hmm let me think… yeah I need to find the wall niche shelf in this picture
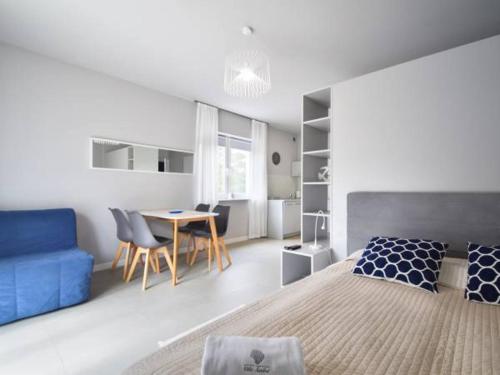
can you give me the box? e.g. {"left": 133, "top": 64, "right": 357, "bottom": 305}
{"left": 303, "top": 211, "right": 331, "bottom": 217}
{"left": 303, "top": 181, "right": 329, "bottom": 185}
{"left": 303, "top": 116, "right": 330, "bottom": 131}
{"left": 303, "top": 149, "right": 330, "bottom": 158}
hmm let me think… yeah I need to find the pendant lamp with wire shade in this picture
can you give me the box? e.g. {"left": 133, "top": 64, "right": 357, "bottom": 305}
{"left": 224, "top": 26, "right": 271, "bottom": 98}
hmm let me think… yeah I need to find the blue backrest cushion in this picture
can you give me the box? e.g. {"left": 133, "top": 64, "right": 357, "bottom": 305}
{"left": 352, "top": 236, "right": 448, "bottom": 293}
{"left": 0, "top": 209, "right": 77, "bottom": 257}
{"left": 465, "top": 243, "right": 500, "bottom": 305}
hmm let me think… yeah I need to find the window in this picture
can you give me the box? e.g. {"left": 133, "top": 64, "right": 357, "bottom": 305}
{"left": 217, "top": 134, "right": 251, "bottom": 199}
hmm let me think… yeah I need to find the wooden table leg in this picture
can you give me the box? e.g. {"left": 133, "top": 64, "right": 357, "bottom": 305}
{"left": 172, "top": 220, "right": 179, "bottom": 286}
{"left": 209, "top": 216, "right": 223, "bottom": 272}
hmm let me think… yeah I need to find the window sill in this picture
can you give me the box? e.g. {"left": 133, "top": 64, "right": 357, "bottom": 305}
{"left": 219, "top": 198, "right": 250, "bottom": 202}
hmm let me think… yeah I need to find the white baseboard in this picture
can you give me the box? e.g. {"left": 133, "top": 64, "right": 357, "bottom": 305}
{"left": 93, "top": 235, "right": 250, "bottom": 272}
{"left": 94, "top": 260, "right": 116, "bottom": 272}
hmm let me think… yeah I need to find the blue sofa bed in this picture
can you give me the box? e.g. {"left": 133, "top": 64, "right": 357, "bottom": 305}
{"left": 0, "top": 209, "right": 94, "bottom": 325}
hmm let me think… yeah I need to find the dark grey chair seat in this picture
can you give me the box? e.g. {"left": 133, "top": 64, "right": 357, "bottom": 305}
{"left": 154, "top": 235, "right": 173, "bottom": 246}
{"left": 191, "top": 229, "right": 223, "bottom": 238}
{"left": 189, "top": 205, "right": 231, "bottom": 270}
{"left": 178, "top": 203, "right": 210, "bottom": 234}
{"left": 192, "top": 205, "right": 230, "bottom": 239}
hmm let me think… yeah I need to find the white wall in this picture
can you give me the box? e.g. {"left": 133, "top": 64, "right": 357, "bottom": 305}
{"left": 0, "top": 43, "right": 301, "bottom": 264}
{"left": 331, "top": 35, "right": 500, "bottom": 259}
{"left": 0, "top": 43, "right": 196, "bottom": 264}
{"left": 267, "top": 127, "right": 300, "bottom": 198}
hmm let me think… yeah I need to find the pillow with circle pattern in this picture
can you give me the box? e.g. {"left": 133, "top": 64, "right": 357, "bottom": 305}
{"left": 465, "top": 243, "right": 500, "bottom": 305}
{"left": 352, "top": 236, "right": 448, "bottom": 293}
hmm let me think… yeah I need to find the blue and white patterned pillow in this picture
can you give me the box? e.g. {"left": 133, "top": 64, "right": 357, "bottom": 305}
{"left": 352, "top": 236, "right": 448, "bottom": 293}
{"left": 465, "top": 243, "right": 500, "bottom": 305}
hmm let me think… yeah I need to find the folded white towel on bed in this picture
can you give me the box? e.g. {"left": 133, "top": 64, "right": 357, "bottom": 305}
{"left": 201, "top": 335, "right": 305, "bottom": 375}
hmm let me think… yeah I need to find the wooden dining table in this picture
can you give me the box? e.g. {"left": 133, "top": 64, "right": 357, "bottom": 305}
{"left": 139, "top": 209, "right": 221, "bottom": 286}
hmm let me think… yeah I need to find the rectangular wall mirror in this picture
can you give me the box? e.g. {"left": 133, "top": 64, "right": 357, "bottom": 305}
{"left": 91, "top": 137, "right": 193, "bottom": 174}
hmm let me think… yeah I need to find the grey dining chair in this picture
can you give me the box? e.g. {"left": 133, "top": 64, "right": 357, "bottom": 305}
{"left": 190, "top": 205, "right": 231, "bottom": 271}
{"left": 109, "top": 208, "right": 136, "bottom": 280}
{"left": 178, "top": 203, "right": 210, "bottom": 264}
{"left": 125, "top": 211, "right": 174, "bottom": 290}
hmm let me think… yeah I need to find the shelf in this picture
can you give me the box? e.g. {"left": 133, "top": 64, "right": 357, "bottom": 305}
{"left": 303, "top": 211, "right": 330, "bottom": 217}
{"left": 303, "top": 149, "right": 330, "bottom": 158}
{"left": 303, "top": 181, "right": 329, "bottom": 185}
{"left": 299, "top": 239, "right": 331, "bottom": 254}
{"left": 303, "top": 87, "right": 331, "bottom": 108}
{"left": 303, "top": 116, "right": 330, "bottom": 131}
{"left": 283, "top": 242, "right": 330, "bottom": 257}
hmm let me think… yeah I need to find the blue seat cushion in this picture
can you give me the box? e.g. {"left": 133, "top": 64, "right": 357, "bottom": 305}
{"left": 0, "top": 248, "right": 94, "bottom": 325}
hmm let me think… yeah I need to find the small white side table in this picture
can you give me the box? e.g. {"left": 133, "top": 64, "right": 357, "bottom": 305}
{"left": 281, "top": 246, "right": 333, "bottom": 286}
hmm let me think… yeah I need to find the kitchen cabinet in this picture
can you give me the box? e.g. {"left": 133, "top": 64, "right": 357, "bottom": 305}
{"left": 268, "top": 199, "right": 301, "bottom": 239}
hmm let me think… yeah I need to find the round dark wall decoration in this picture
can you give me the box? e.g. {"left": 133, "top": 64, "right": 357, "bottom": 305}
{"left": 272, "top": 152, "right": 281, "bottom": 165}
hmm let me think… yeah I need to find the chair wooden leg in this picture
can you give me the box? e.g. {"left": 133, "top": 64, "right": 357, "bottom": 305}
{"left": 142, "top": 250, "right": 151, "bottom": 291}
{"left": 208, "top": 240, "right": 212, "bottom": 272}
{"left": 185, "top": 235, "right": 192, "bottom": 265}
{"left": 155, "top": 251, "right": 160, "bottom": 274}
{"left": 123, "top": 243, "right": 132, "bottom": 280}
{"left": 126, "top": 248, "right": 143, "bottom": 282}
{"left": 220, "top": 237, "right": 232, "bottom": 266}
{"left": 111, "top": 242, "right": 124, "bottom": 272}
{"left": 190, "top": 239, "right": 201, "bottom": 266}
{"left": 148, "top": 253, "right": 157, "bottom": 273}
{"left": 159, "top": 246, "right": 174, "bottom": 275}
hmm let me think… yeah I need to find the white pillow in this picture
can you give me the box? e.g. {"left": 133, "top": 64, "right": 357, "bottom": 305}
{"left": 438, "top": 257, "right": 468, "bottom": 289}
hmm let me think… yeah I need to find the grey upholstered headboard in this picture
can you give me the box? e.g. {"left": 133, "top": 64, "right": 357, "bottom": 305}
{"left": 347, "top": 192, "right": 500, "bottom": 258}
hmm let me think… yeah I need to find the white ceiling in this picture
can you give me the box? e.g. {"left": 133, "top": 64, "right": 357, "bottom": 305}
{"left": 1, "top": 0, "right": 500, "bottom": 132}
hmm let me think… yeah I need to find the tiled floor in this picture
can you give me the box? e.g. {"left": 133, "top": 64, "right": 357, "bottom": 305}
{"left": 0, "top": 237, "right": 297, "bottom": 375}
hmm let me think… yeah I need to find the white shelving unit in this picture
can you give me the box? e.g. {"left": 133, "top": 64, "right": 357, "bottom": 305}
{"left": 280, "top": 87, "right": 333, "bottom": 286}
{"left": 301, "top": 87, "right": 332, "bottom": 251}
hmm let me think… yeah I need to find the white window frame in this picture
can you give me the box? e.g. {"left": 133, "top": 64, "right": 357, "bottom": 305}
{"left": 217, "top": 132, "right": 251, "bottom": 200}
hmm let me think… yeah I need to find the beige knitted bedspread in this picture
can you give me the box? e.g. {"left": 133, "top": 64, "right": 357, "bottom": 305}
{"left": 124, "top": 258, "right": 500, "bottom": 375}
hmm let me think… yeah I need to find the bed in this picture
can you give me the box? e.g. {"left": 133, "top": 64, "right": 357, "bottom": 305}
{"left": 125, "top": 192, "right": 500, "bottom": 375}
